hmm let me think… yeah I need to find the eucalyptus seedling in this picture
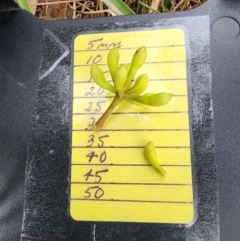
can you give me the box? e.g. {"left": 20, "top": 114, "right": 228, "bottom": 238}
{"left": 144, "top": 141, "right": 166, "bottom": 176}
{"left": 90, "top": 46, "right": 172, "bottom": 131}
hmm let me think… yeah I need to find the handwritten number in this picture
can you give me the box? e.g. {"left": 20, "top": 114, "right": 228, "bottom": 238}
{"left": 86, "top": 151, "right": 98, "bottom": 163}
{"left": 85, "top": 86, "right": 104, "bottom": 97}
{"left": 86, "top": 55, "right": 102, "bottom": 65}
{"left": 85, "top": 102, "right": 92, "bottom": 112}
{"left": 87, "top": 38, "right": 122, "bottom": 50}
{"left": 85, "top": 117, "right": 95, "bottom": 131}
{"left": 86, "top": 135, "right": 109, "bottom": 147}
{"left": 84, "top": 186, "right": 104, "bottom": 199}
{"left": 84, "top": 169, "right": 94, "bottom": 181}
{"left": 95, "top": 101, "right": 106, "bottom": 112}
{"left": 100, "top": 151, "right": 106, "bottom": 163}
{"left": 93, "top": 55, "right": 102, "bottom": 64}
{"left": 84, "top": 188, "right": 91, "bottom": 198}
{"left": 86, "top": 56, "right": 92, "bottom": 64}
{"left": 86, "top": 151, "right": 106, "bottom": 163}
{"left": 85, "top": 86, "right": 95, "bottom": 96}
{"left": 98, "top": 135, "right": 109, "bottom": 148}
{"left": 87, "top": 38, "right": 103, "bottom": 50}
{"left": 82, "top": 42, "right": 113, "bottom": 199}
{"left": 95, "top": 188, "right": 104, "bottom": 199}
{"left": 83, "top": 169, "right": 108, "bottom": 183}
{"left": 85, "top": 101, "right": 106, "bottom": 112}
{"left": 87, "top": 135, "right": 94, "bottom": 147}
{"left": 95, "top": 169, "right": 109, "bottom": 183}
{"left": 97, "top": 87, "right": 104, "bottom": 95}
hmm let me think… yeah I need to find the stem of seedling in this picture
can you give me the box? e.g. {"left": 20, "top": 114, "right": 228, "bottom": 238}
{"left": 92, "top": 95, "right": 122, "bottom": 132}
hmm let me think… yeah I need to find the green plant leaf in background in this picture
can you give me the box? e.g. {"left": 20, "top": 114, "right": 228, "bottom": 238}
{"left": 161, "top": 0, "right": 171, "bottom": 12}
{"left": 138, "top": 1, "right": 160, "bottom": 13}
{"left": 101, "top": 0, "right": 135, "bottom": 15}
{"left": 18, "top": 0, "right": 31, "bottom": 12}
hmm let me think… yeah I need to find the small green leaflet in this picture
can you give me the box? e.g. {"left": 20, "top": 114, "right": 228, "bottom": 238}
{"left": 101, "top": 0, "right": 135, "bottom": 15}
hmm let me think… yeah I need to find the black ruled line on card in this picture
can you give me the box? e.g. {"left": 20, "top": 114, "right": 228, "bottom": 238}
{"left": 149, "top": 78, "right": 187, "bottom": 81}
{"left": 71, "top": 163, "right": 191, "bottom": 167}
{"left": 74, "top": 78, "right": 187, "bottom": 83}
{"left": 71, "top": 146, "right": 190, "bottom": 149}
{"left": 71, "top": 182, "right": 191, "bottom": 186}
{"left": 72, "top": 129, "right": 189, "bottom": 132}
{"left": 73, "top": 95, "right": 187, "bottom": 99}
{"left": 74, "top": 60, "right": 186, "bottom": 67}
{"left": 70, "top": 198, "right": 193, "bottom": 204}
{"left": 73, "top": 96, "right": 114, "bottom": 99}
{"left": 74, "top": 45, "right": 185, "bottom": 52}
{"left": 72, "top": 111, "right": 188, "bottom": 115}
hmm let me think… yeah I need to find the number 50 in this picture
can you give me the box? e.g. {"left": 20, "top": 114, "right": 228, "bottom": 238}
{"left": 84, "top": 186, "right": 104, "bottom": 199}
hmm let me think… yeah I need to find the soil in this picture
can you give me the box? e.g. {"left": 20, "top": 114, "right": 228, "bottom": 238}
{"left": 32, "top": 0, "right": 207, "bottom": 20}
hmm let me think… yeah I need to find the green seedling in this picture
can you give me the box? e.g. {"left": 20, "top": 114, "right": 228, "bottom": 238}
{"left": 144, "top": 141, "right": 166, "bottom": 176}
{"left": 90, "top": 46, "right": 172, "bottom": 132}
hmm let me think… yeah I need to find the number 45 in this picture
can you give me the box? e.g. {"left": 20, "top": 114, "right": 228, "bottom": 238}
{"left": 84, "top": 168, "right": 109, "bottom": 183}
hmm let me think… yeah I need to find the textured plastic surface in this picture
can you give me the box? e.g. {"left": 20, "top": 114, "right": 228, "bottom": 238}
{"left": 21, "top": 16, "right": 218, "bottom": 241}
{"left": 0, "top": 11, "right": 42, "bottom": 88}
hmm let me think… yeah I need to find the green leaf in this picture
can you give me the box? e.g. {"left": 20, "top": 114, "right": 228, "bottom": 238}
{"left": 126, "top": 99, "right": 145, "bottom": 106}
{"left": 126, "top": 63, "right": 131, "bottom": 73}
{"left": 144, "top": 141, "right": 166, "bottom": 176}
{"left": 126, "top": 74, "right": 148, "bottom": 95}
{"left": 138, "top": 1, "right": 160, "bottom": 13}
{"left": 107, "top": 47, "right": 120, "bottom": 80}
{"left": 124, "top": 46, "right": 147, "bottom": 88}
{"left": 163, "top": 0, "right": 171, "bottom": 10}
{"left": 113, "top": 64, "right": 128, "bottom": 97}
{"left": 18, "top": 0, "right": 31, "bottom": 12}
{"left": 90, "top": 64, "right": 116, "bottom": 93}
{"left": 127, "top": 93, "right": 172, "bottom": 106}
{"left": 102, "top": 0, "right": 135, "bottom": 15}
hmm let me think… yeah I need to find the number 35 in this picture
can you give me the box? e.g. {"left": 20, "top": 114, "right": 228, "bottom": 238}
{"left": 87, "top": 135, "right": 109, "bottom": 148}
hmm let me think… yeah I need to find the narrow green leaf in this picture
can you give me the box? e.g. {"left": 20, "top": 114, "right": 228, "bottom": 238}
{"left": 127, "top": 93, "right": 172, "bottom": 106}
{"left": 144, "top": 141, "right": 166, "bottom": 176}
{"left": 113, "top": 64, "right": 128, "bottom": 97}
{"left": 163, "top": 0, "right": 171, "bottom": 10}
{"left": 126, "top": 74, "right": 148, "bottom": 95}
{"left": 102, "top": 0, "right": 135, "bottom": 15}
{"left": 125, "top": 46, "right": 147, "bottom": 88}
{"left": 91, "top": 64, "right": 116, "bottom": 93}
{"left": 138, "top": 1, "right": 160, "bottom": 13}
{"left": 18, "top": 0, "right": 31, "bottom": 12}
{"left": 107, "top": 48, "right": 120, "bottom": 80}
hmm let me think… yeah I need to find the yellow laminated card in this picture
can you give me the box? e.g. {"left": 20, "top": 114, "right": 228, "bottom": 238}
{"left": 71, "top": 28, "right": 194, "bottom": 224}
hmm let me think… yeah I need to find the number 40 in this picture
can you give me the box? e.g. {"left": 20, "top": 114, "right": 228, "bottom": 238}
{"left": 86, "top": 151, "right": 106, "bottom": 163}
